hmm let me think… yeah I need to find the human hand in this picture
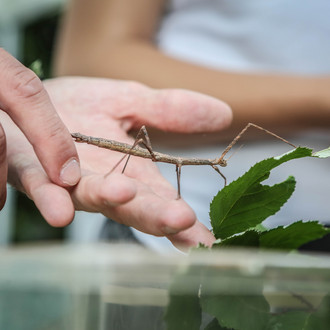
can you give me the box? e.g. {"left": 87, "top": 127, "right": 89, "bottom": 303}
{"left": 9, "top": 76, "right": 232, "bottom": 249}
{"left": 51, "top": 77, "right": 232, "bottom": 248}
{"left": 0, "top": 49, "right": 81, "bottom": 209}
{"left": 0, "top": 123, "right": 7, "bottom": 208}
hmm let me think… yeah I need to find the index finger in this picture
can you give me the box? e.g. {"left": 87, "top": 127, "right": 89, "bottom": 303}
{"left": 0, "top": 49, "right": 80, "bottom": 186}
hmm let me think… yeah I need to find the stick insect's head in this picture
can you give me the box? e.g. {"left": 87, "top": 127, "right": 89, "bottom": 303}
{"left": 216, "top": 158, "right": 227, "bottom": 167}
{"left": 220, "top": 159, "right": 227, "bottom": 167}
{"left": 216, "top": 144, "right": 244, "bottom": 167}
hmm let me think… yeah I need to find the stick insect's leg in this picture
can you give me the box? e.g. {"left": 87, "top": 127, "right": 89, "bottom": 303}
{"left": 216, "top": 122, "right": 297, "bottom": 164}
{"left": 211, "top": 165, "right": 227, "bottom": 186}
{"left": 121, "top": 125, "right": 157, "bottom": 173}
{"left": 105, "top": 125, "right": 157, "bottom": 177}
{"left": 176, "top": 163, "right": 182, "bottom": 199}
{"left": 139, "top": 126, "right": 156, "bottom": 160}
{"left": 105, "top": 137, "right": 144, "bottom": 177}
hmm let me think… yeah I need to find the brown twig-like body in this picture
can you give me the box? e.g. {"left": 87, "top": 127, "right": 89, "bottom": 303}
{"left": 71, "top": 132, "right": 221, "bottom": 166}
{"left": 71, "top": 123, "right": 296, "bottom": 198}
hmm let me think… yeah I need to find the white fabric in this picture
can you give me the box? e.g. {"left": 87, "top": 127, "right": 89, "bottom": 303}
{"left": 132, "top": 0, "right": 330, "bottom": 250}
{"left": 157, "top": 0, "right": 330, "bottom": 74}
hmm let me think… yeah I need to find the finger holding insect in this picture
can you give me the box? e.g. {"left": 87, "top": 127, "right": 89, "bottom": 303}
{"left": 68, "top": 163, "right": 200, "bottom": 240}
{"left": 100, "top": 184, "right": 198, "bottom": 238}
{"left": 70, "top": 172, "right": 137, "bottom": 211}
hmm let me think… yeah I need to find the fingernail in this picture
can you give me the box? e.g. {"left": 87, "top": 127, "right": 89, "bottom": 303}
{"left": 162, "top": 226, "right": 180, "bottom": 235}
{"left": 60, "top": 158, "right": 81, "bottom": 186}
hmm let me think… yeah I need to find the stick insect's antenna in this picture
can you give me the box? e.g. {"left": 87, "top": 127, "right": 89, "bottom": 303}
{"left": 227, "top": 144, "right": 245, "bottom": 162}
{"left": 216, "top": 123, "right": 297, "bottom": 164}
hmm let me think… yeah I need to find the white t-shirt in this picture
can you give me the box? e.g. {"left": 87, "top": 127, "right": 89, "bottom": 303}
{"left": 132, "top": 0, "right": 330, "bottom": 251}
{"left": 157, "top": 0, "right": 330, "bottom": 74}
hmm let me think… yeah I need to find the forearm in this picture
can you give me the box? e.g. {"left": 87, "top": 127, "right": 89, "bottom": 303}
{"left": 54, "top": 0, "right": 330, "bottom": 135}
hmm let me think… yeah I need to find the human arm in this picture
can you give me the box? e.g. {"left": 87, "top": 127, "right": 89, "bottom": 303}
{"left": 4, "top": 77, "right": 231, "bottom": 249}
{"left": 0, "top": 48, "right": 80, "bottom": 209}
{"left": 54, "top": 0, "right": 330, "bottom": 134}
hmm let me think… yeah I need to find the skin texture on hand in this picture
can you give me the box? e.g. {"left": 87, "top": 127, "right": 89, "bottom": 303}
{"left": 0, "top": 48, "right": 81, "bottom": 209}
{"left": 5, "top": 77, "right": 232, "bottom": 250}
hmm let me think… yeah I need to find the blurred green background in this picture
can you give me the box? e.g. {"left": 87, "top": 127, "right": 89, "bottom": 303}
{"left": 23, "top": 11, "right": 59, "bottom": 79}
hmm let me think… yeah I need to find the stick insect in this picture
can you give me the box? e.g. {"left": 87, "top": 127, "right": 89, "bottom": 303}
{"left": 71, "top": 123, "right": 296, "bottom": 199}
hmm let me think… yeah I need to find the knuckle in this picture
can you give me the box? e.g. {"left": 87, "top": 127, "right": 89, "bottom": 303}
{"left": 0, "top": 49, "right": 43, "bottom": 101}
{"left": 12, "top": 67, "right": 44, "bottom": 100}
{"left": 43, "top": 117, "right": 70, "bottom": 147}
{"left": 46, "top": 118, "right": 65, "bottom": 139}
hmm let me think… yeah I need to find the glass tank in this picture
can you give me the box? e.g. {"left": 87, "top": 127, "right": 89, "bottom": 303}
{"left": 0, "top": 243, "right": 329, "bottom": 330}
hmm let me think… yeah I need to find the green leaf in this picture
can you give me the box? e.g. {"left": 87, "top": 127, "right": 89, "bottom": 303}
{"left": 259, "top": 221, "right": 330, "bottom": 251}
{"left": 254, "top": 223, "right": 268, "bottom": 232}
{"left": 164, "top": 271, "right": 202, "bottom": 330}
{"left": 313, "top": 147, "right": 330, "bottom": 159}
{"left": 213, "top": 222, "right": 329, "bottom": 251}
{"left": 213, "top": 230, "right": 260, "bottom": 248}
{"left": 267, "top": 307, "right": 329, "bottom": 330}
{"left": 29, "top": 59, "right": 44, "bottom": 78}
{"left": 210, "top": 147, "right": 312, "bottom": 240}
{"left": 266, "top": 294, "right": 330, "bottom": 330}
{"left": 201, "top": 293, "right": 270, "bottom": 330}
{"left": 267, "top": 311, "right": 317, "bottom": 330}
{"left": 213, "top": 176, "right": 296, "bottom": 240}
{"left": 205, "top": 317, "right": 229, "bottom": 330}
{"left": 164, "top": 294, "right": 201, "bottom": 330}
